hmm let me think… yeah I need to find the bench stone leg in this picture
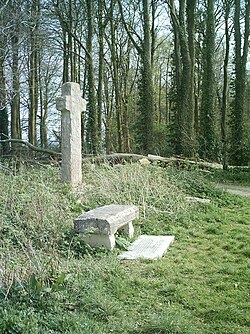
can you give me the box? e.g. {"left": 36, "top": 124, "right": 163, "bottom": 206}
{"left": 84, "top": 234, "right": 116, "bottom": 250}
{"left": 120, "top": 222, "right": 134, "bottom": 238}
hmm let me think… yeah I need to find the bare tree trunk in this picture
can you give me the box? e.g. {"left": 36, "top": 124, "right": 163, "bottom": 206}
{"left": 165, "top": 70, "right": 170, "bottom": 125}
{"left": 11, "top": 32, "right": 21, "bottom": 142}
{"left": 199, "top": 0, "right": 216, "bottom": 161}
{"left": 158, "top": 67, "right": 162, "bottom": 124}
{"left": 28, "top": 0, "right": 40, "bottom": 146}
{"left": 121, "top": 44, "right": 132, "bottom": 153}
{"left": 151, "top": 0, "right": 156, "bottom": 65}
{"left": 118, "top": 0, "right": 154, "bottom": 154}
{"left": 179, "top": 0, "right": 195, "bottom": 157}
{"left": 62, "top": 28, "right": 69, "bottom": 83}
{"left": 221, "top": 0, "right": 230, "bottom": 170}
{"left": 110, "top": 0, "right": 123, "bottom": 152}
{"left": 230, "top": 0, "right": 249, "bottom": 165}
{"left": 86, "top": 0, "right": 99, "bottom": 154}
{"left": 0, "top": 30, "right": 9, "bottom": 153}
{"left": 68, "top": 0, "right": 74, "bottom": 81}
{"left": 97, "top": 0, "right": 104, "bottom": 148}
{"left": 103, "top": 67, "right": 112, "bottom": 154}
{"left": 168, "top": 0, "right": 196, "bottom": 157}
{"left": 141, "top": 0, "right": 154, "bottom": 153}
{"left": 39, "top": 65, "right": 48, "bottom": 149}
{"left": 81, "top": 62, "right": 87, "bottom": 151}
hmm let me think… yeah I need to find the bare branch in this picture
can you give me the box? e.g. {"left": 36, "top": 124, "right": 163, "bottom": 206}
{"left": 117, "top": 0, "right": 143, "bottom": 55}
{"left": 0, "top": 139, "right": 61, "bottom": 156}
{"left": 52, "top": 2, "right": 92, "bottom": 62}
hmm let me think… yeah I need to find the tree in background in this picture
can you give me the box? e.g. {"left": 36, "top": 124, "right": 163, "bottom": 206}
{"left": 108, "top": 0, "right": 123, "bottom": 152}
{"left": 167, "top": 0, "right": 196, "bottom": 157}
{"left": 10, "top": 0, "right": 22, "bottom": 143}
{"left": 118, "top": 0, "right": 154, "bottom": 154}
{"left": 220, "top": 0, "right": 232, "bottom": 170}
{"left": 0, "top": 0, "right": 249, "bottom": 166}
{"left": 97, "top": 0, "right": 105, "bottom": 148}
{"left": 0, "top": 3, "right": 9, "bottom": 153}
{"left": 230, "top": 0, "right": 249, "bottom": 165}
{"left": 28, "top": 0, "right": 40, "bottom": 146}
{"left": 85, "top": 0, "right": 99, "bottom": 154}
{"left": 54, "top": 0, "right": 81, "bottom": 83}
{"left": 199, "top": 0, "right": 216, "bottom": 161}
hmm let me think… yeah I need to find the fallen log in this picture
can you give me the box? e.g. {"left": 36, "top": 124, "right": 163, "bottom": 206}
{"left": 82, "top": 153, "right": 224, "bottom": 170}
{"left": 0, "top": 139, "right": 61, "bottom": 157}
{"left": 147, "top": 154, "right": 223, "bottom": 169}
{"left": 82, "top": 153, "right": 147, "bottom": 164}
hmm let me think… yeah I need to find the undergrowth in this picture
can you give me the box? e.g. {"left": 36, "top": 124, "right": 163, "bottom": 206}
{"left": 208, "top": 167, "right": 250, "bottom": 185}
{"left": 0, "top": 162, "right": 249, "bottom": 333}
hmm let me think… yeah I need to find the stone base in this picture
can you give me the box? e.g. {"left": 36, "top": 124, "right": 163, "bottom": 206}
{"left": 119, "top": 221, "right": 134, "bottom": 238}
{"left": 84, "top": 234, "right": 116, "bottom": 250}
{"left": 83, "top": 221, "right": 134, "bottom": 250}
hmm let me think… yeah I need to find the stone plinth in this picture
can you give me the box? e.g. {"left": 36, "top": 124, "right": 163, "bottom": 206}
{"left": 74, "top": 204, "right": 139, "bottom": 249}
{"left": 56, "top": 82, "right": 86, "bottom": 187}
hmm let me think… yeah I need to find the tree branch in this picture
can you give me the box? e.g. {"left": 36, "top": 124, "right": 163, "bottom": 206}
{"left": 165, "top": 0, "right": 180, "bottom": 32}
{"left": 0, "top": 139, "right": 61, "bottom": 156}
{"left": 53, "top": 2, "right": 92, "bottom": 62}
{"left": 117, "top": 0, "right": 143, "bottom": 55}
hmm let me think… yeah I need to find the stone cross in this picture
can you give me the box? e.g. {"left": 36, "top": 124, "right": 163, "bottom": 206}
{"left": 56, "top": 82, "right": 86, "bottom": 187}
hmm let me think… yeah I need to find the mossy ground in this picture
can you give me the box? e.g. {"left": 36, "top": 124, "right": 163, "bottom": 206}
{"left": 0, "top": 163, "right": 249, "bottom": 333}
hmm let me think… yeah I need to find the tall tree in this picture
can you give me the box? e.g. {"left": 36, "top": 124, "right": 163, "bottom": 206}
{"left": 97, "top": 0, "right": 104, "bottom": 147}
{"left": 53, "top": 0, "right": 80, "bottom": 83}
{"left": 109, "top": 0, "right": 123, "bottom": 152}
{"left": 167, "top": 0, "right": 196, "bottom": 157}
{"left": 28, "top": 0, "right": 40, "bottom": 146}
{"left": 199, "top": 0, "right": 216, "bottom": 160}
{"left": 86, "top": 0, "right": 99, "bottom": 153}
{"left": 10, "top": 1, "right": 22, "bottom": 143}
{"left": 140, "top": 0, "right": 154, "bottom": 153}
{"left": 103, "top": 62, "right": 113, "bottom": 154}
{"left": 0, "top": 4, "right": 9, "bottom": 153}
{"left": 221, "top": 0, "right": 231, "bottom": 169}
{"left": 39, "top": 52, "right": 61, "bottom": 149}
{"left": 230, "top": 0, "right": 250, "bottom": 164}
{"left": 118, "top": 0, "right": 154, "bottom": 154}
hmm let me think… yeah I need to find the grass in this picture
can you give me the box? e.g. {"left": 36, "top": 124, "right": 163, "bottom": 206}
{"left": 0, "top": 162, "right": 250, "bottom": 333}
{"left": 208, "top": 167, "right": 250, "bottom": 186}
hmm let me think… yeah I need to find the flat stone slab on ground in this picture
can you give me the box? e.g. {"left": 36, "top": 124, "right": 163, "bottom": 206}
{"left": 118, "top": 235, "right": 175, "bottom": 260}
{"left": 186, "top": 196, "right": 210, "bottom": 204}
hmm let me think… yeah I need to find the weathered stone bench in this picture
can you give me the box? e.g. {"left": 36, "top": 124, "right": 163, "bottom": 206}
{"left": 74, "top": 204, "right": 139, "bottom": 249}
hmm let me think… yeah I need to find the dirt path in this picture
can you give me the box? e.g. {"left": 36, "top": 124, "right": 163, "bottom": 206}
{"left": 216, "top": 184, "right": 250, "bottom": 197}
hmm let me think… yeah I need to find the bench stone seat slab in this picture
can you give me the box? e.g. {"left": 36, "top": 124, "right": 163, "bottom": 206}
{"left": 74, "top": 204, "right": 139, "bottom": 236}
